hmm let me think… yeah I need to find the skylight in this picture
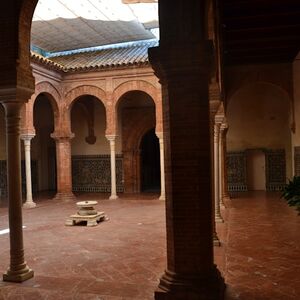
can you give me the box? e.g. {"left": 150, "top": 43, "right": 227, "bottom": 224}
{"left": 33, "top": 0, "right": 158, "bottom": 26}
{"left": 31, "top": 0, "right": 159, "bottom": 52}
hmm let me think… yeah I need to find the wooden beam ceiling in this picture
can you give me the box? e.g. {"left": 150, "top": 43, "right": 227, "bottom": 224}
{"left": 221, "top": 0, "right": 300, "bottom": 65}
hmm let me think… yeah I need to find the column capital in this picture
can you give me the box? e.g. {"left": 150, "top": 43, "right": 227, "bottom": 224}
{"left": 51, "top": 131, "right": 74, "bottom": 142}
{"left": 155, "top": 132, "right": 163, "bottom": 140}
{"left": 148, "top": 42, "right": 213, "bottom": 83}
{"left": 106, "top": 135, "right": 117, "bottom": 142}
{"left": 0, "top": 85, "right": 34, "bottom": 104}
{"left": 220, "top": 123, "right": 228, "bottom": 133}
{"left": 20, "top": 133, "right": 35, "bottom": 141}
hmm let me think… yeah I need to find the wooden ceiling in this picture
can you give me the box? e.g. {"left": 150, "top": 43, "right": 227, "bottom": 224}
{"left": 221, "top": 0, "right": 300, "bottom": 65}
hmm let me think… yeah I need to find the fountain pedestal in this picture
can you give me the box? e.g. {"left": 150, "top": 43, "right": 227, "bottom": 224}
{"left": 65, "top": 200, "right": 106, "bottom": 226}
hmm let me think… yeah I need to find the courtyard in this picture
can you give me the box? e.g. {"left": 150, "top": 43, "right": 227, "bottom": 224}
{"left": 0, "top": 192, "right": 299, "bottom": 299}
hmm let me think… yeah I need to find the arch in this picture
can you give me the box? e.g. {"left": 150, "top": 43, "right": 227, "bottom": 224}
{"left": 122, "top": 112, "right": 155, "bottom": 193}
{"left": 227, "top": 82, "right": 293, "bottom": 182}
{"left": 25, "top": 82, "right": 61, "bottom": 132}
{"left": 18, "top": 0, "right": 39, "bottom": 77}
{"left": 227, "top": 81, "right": 294, "bottom": 129}
{"left": 113, "top": 80, "right": 159, "bottom": 108}
{"left": 228, "top": 81, "right": 291, "bottom": 105}
{"left": 65, "top": 85, "right": 107, "bottom": 110}
{"left": 140, "top": 128, "right": 161, "bottom": 192}
{"left": 113, "top": 80, "right": 162, "bottom": 134}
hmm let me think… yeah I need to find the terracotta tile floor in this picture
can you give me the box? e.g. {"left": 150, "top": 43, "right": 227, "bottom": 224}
{"left": 0, "top": 191, "right": 299, "bottom": 299}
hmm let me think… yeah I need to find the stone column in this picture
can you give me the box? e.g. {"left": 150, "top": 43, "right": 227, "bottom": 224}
{"left": 51, "top": 133, "right": 76, "bottom": 201}
{"left": 2, "top": 102, "right": 34, "bottom": 282}
{"left": 156, "top": 132, "right": 165, "bottom": 201}
{"left": 222, "top": 123, "right": 231, "bottom": 201}
{"left": 149, "top": 2, "right": 225, "bottom": 296}
{"left": 214, "top": 123, "right": 224, "bottom": 222}
{"left": 219, "top": 122, "right": 228, "bottom": 207}
{"left": 106, "top": 135, "right": 118, "bottom": 200}
{"left": 21, "top": 134, "right": 36, "bottom": 209}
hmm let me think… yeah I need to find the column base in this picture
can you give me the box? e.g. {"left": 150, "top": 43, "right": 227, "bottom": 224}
{"left": 3, "top": 266, "right": 34, "bottom": 283}
{"left": 23, "top": 201, "right": 36, "bottom": 209}
{"left": 159, "top": 194, "right": 165, "bottom": 201}
{"left": 109, "top": 194, "right": 119, "bottom": 200}
{"left": 155, "top": 268, "right": 225, "bottom": 300}
{"left": 215, "top": 216, "right": 224, "bottom": 223}
{"left": 213, "top": 231, "right": 221, "bottom": 247}
{"left": 53, "top": 192, "right": 76, "bottom": 202}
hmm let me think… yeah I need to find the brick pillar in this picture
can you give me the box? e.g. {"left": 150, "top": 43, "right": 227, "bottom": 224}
{"left": 1, "top": 101, "right": 34, "bottom": 282}
{"left": 148, "top": 2, "right": 225, "bottom": 297}
{"left": 51, "top": 132, "right": 76, "bottom": 201}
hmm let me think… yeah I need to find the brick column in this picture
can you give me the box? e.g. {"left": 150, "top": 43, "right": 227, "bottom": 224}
{"left": 156, "top": 132, "right": 165, "bottom": 201}
{"left": 106, "top": 135, "right": 118, "bottom": 200}
{"left": 1, "top": 102, "right": 34, "bottom": 282}
{"left": 51, "top": 132, "right": 76, "bottom": 201}
{"left": 21, "top": 133, "right": 36, "bottom": 209}
{"left": 149, "top": 2, "right": 225, "bottom": 295}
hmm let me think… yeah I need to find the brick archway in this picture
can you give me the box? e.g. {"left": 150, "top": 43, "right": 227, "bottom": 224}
{"left": 24, "top": 81, "right": 61, "bottom": 133}
{"left": 112, "top": 80, "right": 162, "bottom": 134}
{"left": 64, "top": 85, "right": 108, "bottom": 134}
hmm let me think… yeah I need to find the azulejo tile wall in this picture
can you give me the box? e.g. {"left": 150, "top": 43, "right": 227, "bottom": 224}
{"left": 71, "top": 155, "right": 124, "bottom": 193}
{"left": 0, "top": 160, "right": 38, "bottom": 196}
{"left": 227, "top": 149, "right": 286, "bottom": 192}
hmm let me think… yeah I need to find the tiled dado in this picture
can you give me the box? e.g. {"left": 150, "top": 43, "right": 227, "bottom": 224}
{"left": 227, "top": 149, "right": 286, "bottom": 192}
{"left": 227, "top": 151, "right": 248, "bottom": 192}
{"left": 265, "top": 149, "right": 286, "bottom": 191}
{"left": 71, "top": 155, "right": 124, "bottom": 193}
{"left": 0, "top": 160, "right": 38, "bottom": 196}
{"left": 295, "top": 146, "right": 300, "bottom": 176}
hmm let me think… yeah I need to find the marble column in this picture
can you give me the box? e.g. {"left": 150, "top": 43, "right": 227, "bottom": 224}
{"left": 156, "top": 132, "right": 165, "bottom": 201}
{"left": 219, "top": 123, "right": 226, "bottom": 208}
{"left": 2, "top": 102, "right": 34, "bottom": 282}
{"left": 209, "top": 101, "right": 221, "bottom": 247}
{"left": 51, "top": 133, "right": 76, "bottom": 201}
{"left": 106, "top": 135, "right": 118, "bottom": 200}
{"left": 149, "top": 2, "right": 225, "bottom": 296}
{"left": 21, "top": 134, "right": 36, "bottom": 209}
{"left": 222, "top": 123, "right": 231, "bottom": 201}
{"left": 214, "top": 123, "right": 224, "bottom": 223}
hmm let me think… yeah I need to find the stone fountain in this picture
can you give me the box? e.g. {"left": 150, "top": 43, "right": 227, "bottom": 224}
{"left": 65, "top": 200, "right": 106, "bottom": 226}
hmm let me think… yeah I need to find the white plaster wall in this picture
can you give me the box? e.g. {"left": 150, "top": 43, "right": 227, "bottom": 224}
{"left": 71, "top": 99, "right": 112, "bottom": 155}
{"left": 227, "top": 82, "right": 292, "bottom": 179}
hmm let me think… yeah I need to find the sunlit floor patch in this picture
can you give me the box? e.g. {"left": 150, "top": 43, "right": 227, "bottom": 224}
{"left": 0, "top": 225, "right": 26, "bottom": 235}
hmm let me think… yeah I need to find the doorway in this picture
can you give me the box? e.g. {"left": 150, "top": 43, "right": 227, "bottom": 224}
{"left": 140, "top": 128, "right": 160, "bottom": 192}
{"left": 246, "top": 149, "right": 266, "bottom": 191}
